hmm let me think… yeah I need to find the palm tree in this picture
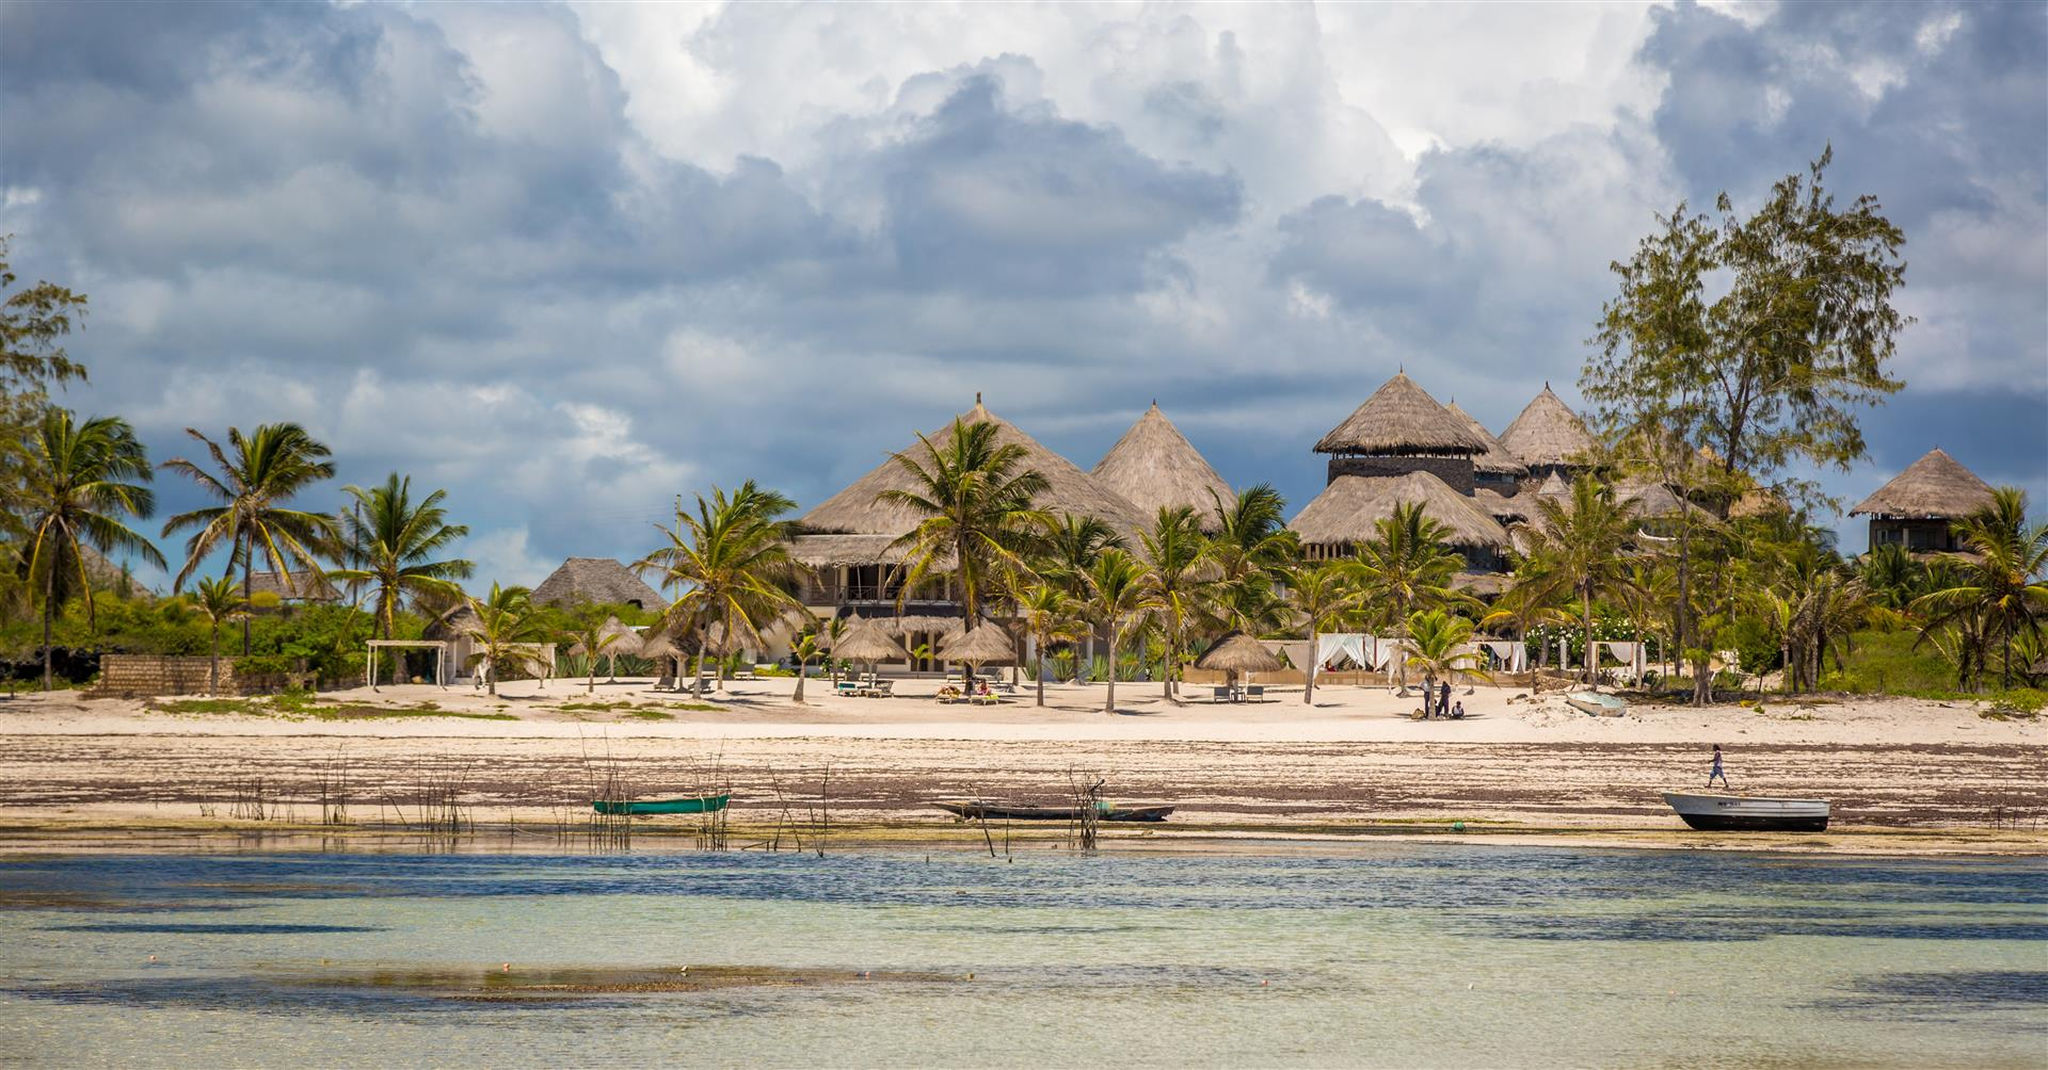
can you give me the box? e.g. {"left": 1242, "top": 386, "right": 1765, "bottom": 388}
{"left": 880, "top": 420, "right": 1050, "bottom": 685}
{"left": 788, "top": 629, "right": 827, "bottom": 704}
{"left": 1348, "top": 502, "right": 1468, "bottom": 689}
{"left": 1913, "top": 488, "right": 2048, "bottom": 690}
{"left": 187, "top": 575, "right": 250, "bottom": 695}
{"left": 1015, "top": 581, "right": 1083, "bottom": 707}
{"left": 325, "top": 473, "right": 473, "bottom": 639}
{"left": 1037, "top": 512, "right": 1123, "bottom": 667}
{"left": 1082, "top": 548, "right": 1148, "bottom": 714}
{"left": 1858, "top": 542, "right": 1924, "bottom": 614}
{"left": 1136, "top": 505, "right": 1213, "bottom": 702}
{"left": 1524, "top": 475, "right": 1640, "bottom": 685}
{"left": 464, "top": 583, "right": 542, "bottom": 697}
{"left": 160, "top": 423, "right": 337, "bottom": 655}
{"left": 560, "top": 607, "right": 625, "bottom": 695}
{"left": 1403, "top": 608, "right": 1490, "bottom": 704}
{"left": 1205, "top": 484, "right": 1300, "bottom": 634}
{"left": 16, "top": 410, "right": 167, "bottom": 689}
{"left": 637, "top": 482, "right": 805, "bottom": 701}
{"left": 1287, "top": 560, "right": 1360, "bottom": 706}
{"left": 1483, "top": 557, "right": 1574, "bottom": 687}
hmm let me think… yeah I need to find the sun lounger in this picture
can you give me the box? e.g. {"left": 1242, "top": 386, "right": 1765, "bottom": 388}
{"left": 868, "top": 679, "right": 894, "bottom": 698}
{"left": 654, "top": 675, "right": 675, "bottom": 691}
{"left": 1246, "top": 685, "right": 1266, "bottom": 703}
{"left": 833, "top": 680, "right": 861, "bottom": 697}
{"left": 1213, "top": 686, "right": 1232, "bottom": 703}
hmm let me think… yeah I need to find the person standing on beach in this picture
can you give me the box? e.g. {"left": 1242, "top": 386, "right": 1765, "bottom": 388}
{"left": 1707, "top": 744, "right": 1730, "bottom": 789}
{"left": 1439, "top": 680, "right": 1452, "bottom": 722}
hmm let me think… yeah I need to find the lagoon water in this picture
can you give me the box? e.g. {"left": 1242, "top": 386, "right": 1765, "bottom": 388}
{"left": 0, "top": 844, "right": 2042, "bottom": 1067}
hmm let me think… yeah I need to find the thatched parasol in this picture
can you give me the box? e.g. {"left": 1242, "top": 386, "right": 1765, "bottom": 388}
{"left": 1314, "top": 372, "right": 1487, "bottom": 457}
{"left": 939, "top": 622, "right": 1017, "bottom": 666}
{"left": 831, "top": 618, "right": 911, "bottom": 662}
{"left": 1499, "top": 384, "right": 1596, "bottom": 470}
{"left": 1091, "top": 402, "right": 1235, "bottom": 528}
{"left": 1289, "top": 472, "right": 1510, "bottom": 551}
{"left": 1196, "top": 631, "right": 1284, "bottom": 691}
{"left": 797, "top": 396, "right": 1147, "bottom": 539}
{"left": 1848, "top": 448, "right": 1996, "bottom": 520}
{"left": 637, "top": 628, "right": 681, "bottom": 679}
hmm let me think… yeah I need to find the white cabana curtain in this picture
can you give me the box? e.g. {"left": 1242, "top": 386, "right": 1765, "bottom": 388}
{"left": 1369, "top": 638, "right": 1407, "bottom": 671}
{"left": 1316, "top": 633, "right": 1368, "bottom": 669}
{"left": 1478, "top": 640, "right": 1527, "bottom": 673}
{"left": 1598, "top": 642, "right": 1647, "bottom": 678}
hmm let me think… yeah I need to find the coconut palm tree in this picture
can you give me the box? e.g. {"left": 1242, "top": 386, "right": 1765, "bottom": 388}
{"left": 1015, "top": 581, "right": 1083, "bottom": 707}
{"left": 327, "top": 472, "right": 473, "bottom": 639}
{"left": 1483, "top": 556, "right": 1574, "bottom": 686}
{"left": 187, "top": 574, "right": 250, "bottom": 695}
{"left": 1286, "top": 560, "right": 1361, "bottom": 706}
{"left": 1523, "top": 475, "right": 1640, "bottom": 685}
{"left": 1205, "top": 484, "right": 1299, "bottom": 634}
{"left": 1403, "top": 608, "right": 1490, "bottom": 704}
{"left": 1036, "top": 512, "right": 1123, "bottom": 668}
{"left": 1136, "top": 505, "right": 1213, "bottom": 702}
{"left": 1913, "top": 488, "right": 2048, "bottom": 690}
{"left": 880, "top": 420, "right": 1051, "bottom": 672}
{"left": 1857, "top": 542, "right": 1924, "bottom": 614}
{"left": 560, "top": 607, "right": 626, "bottom": 695}
{"left": 160, "top": 423, "right": 337, "bottom": 655}
{"left": 463, "top": 583, "right": 543, "bottom": 697}
{"left": 1348, "top": 502, "right": 1468, "bottom": 688}
{"left": 1082, "top": 548, "right": 1148, "bottom": 714}
{"left": 788, "top": 629, "right": 827, "bottom": 704}
{"left": 16, "top": 410, "right": 166, "bottom": 688}
{"left": 637, "top": 481, "right": 805, "bottom": 701}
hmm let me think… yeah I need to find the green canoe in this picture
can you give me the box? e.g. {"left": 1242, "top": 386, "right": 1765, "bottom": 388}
{"left": 591, "top": 794, "right": 730, "bottom": 816}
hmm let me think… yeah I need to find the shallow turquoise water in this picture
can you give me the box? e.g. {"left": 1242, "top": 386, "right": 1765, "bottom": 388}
{"left": 0, "top": 844, "right": 2042, "bottom": 1067}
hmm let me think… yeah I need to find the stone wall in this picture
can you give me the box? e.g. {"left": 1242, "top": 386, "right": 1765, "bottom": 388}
{"left": 1325, "top": 454, "right": 1476, "bottom": 493}
{"left": 95, "top": 654, "right": 234, "bottom": 696}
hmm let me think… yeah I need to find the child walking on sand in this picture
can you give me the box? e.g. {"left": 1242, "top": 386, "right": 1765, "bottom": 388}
{"left": 1707, "top": 744, "right": 1730, "bottom": 789}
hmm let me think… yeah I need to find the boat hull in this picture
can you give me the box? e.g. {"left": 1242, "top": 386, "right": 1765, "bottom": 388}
{"left": 1565, "top": 691, "right": 1627, "bottom": 717}
{"left": 593, "top": 794, "right": 730, "bottom": 816}
{"left": 935, "top": 802, "right": 1174, "bottom": 823}
{"left": 1661, "top": 792, "right": 1829, "bottom": 832}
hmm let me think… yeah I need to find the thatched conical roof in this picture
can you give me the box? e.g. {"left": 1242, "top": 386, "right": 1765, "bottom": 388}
{"left": 1500, "top": 385, "right": 1597, "bottom": 469}
{"left": 425, "top": 603, "right": 482, "bottom": 640}
{"left": 1195, "top": 631, "right": 1284, "bottom": 673}
{"left": 1444, "top": 401, "right": 1529, "bottom": 477}
{"left": 830, "top": 618, "right": 911, "bottom": 662}
{"left": 1314, "top": 372, "right": 1487, "bottom": 457}
{"left": 799, "top": 398, "right": 1146, "bottom": 536}
{"left": 1849, "top": 448, "right": 1996, "bottom": 519}
{"left": 637, "top": 628, "right": 679, "bottom": 659}
{"left": 531, "top": 557, "right": 667, "bottom": 611}
{"left": 1288, "top": 471, "right": 1509, "bottom": 549}
{"left": 1534, "top": 471, "right": 1572, "bottom": 505}
{"left": 571, "top": 616, "right": 641, "bottom": 657}
{"left": 939, "top": 622, "right": 1017, "bottom": 664}
{"left": 1091, "top": 402, "right": 1235, "bottom": 526}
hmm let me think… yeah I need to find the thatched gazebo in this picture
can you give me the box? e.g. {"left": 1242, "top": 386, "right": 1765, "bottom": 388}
{"left": 1196, "top": 631, "right": 1284, "bottom": 695}
{"left": 1849, "top": 448, "right": 1996, "bottom": 553}
{"left": 1499, "top": 384, "right": 1597, "bottom": 483}
{"left": 1314, "top": 372, "right": 1489, "bottom": 491}
{"left": 637, "top": 628, "right": 681, "bottom": 680}
{"left": 531, "top": 557, "right": 668, "bottom": 612}
{"left": 1288, "top": 472, "right": 1511, "bottom": 567}
{"left": 1091, "top": 401, "right": 1235, "bottom": 529}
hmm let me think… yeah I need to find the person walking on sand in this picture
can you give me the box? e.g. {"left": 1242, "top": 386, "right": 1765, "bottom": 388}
{"left": 1707, "top": 744, "right": 1730, "bottom": 789}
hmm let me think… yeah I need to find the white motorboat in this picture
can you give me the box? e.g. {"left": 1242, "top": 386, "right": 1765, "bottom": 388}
{"left": 1661, "top": 791, "right": 1830, "bottom": 832}
{"left": 1565, "top": 690, "right": 1627, "bottom": 717}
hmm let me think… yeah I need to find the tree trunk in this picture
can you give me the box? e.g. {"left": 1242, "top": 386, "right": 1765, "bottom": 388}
{"left": 1692, "top": 649, "right": 1712, "bottom": 707}
{"left": 1303, "top": 629, "right": 1318, "bottom": 705}
{"left": 1035, "top": 634, "right": 1046, "bottom": 707}
{"left": 1780, "top": 642, "right": 1791, "bottom": 694}
{"left": 41, "top": 561, "right": 56, "bottom": 691}
{"left": 693, "top": 651, "right": 706, "bottom": 701}
{"left": 1103, "top": 623, "right": 1118, "bottom": 713}
{"left": 241, "top": 549, "right": 254, "bottom": 657}
{"left": 793, "top": 661, "right": 808, "bottom": 705}
{"left": 210, "top": 626, "right": 221, "bottom": 696}
{"left": 1581, "top": 588, "right": 1595, "bottom": 685}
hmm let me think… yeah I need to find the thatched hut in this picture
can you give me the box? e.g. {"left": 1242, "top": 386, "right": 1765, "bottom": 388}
{"left": 1313, "top": 372, "right": 1488, "bottom": 491}
{"left": 1445, "top": 400, "right": 1528, "bottom": 490}
{"left": 791, "top": 397, "right": 1144, "bottom": 658}
{"left": 1288, "top": 471, "right": 1510, "bottom": 568}
{"left": 1091, "top": 402, "right": 1235, "bottom": 528}
{"left": 246, "top": 570, "right": 341, "bottom": 605}
{"left": 531, "top": 557, "right": 667, "bottom": 612}
{"left": 1499, "top": 384, "right": 1597, "bottom": 483}
{"left": 1849, "top": 448, "right": 1996, "bottom": 552}
{"left": 939, "top": 622, "right": 1018, "bottom": 667}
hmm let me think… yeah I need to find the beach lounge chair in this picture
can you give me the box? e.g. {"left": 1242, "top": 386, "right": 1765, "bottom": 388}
{"left": 654, "top": 675, "right": 674, "bottom": 691}
{"left": 833, "top": 679, "right": 861, "bottom": 697}
{"left": 1246, "top": 685, "right": 1266, "bottom": 703}
{"left": 869, "top": 679, "right": 894, "bottom": 698}
{"left": 1212, "top": 686, "right": 1232, "bottom": 703}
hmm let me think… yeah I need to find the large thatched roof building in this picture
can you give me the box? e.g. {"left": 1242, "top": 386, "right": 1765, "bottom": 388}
{"left": 1849, "top": 448, "right": 1996, "bottom": 553}
{"left": 1499, "top": 384, "right": 1597, "bottom": 481}
{"left": 1288, "top": 471, "right": 1509, "bottom": 568}
{"left": 1445, "top": 400, "right": 1529, "bottom": 488}
{"left": 1091, "top": 402, "right": 1234, "bottom": 528}
{"left": 1313, "top": 372, "right": 1488, "bottom": 491}
{"left": 531, "top": 557, "right": 667, "bottom": 611}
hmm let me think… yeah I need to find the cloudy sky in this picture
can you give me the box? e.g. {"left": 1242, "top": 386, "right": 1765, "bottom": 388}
{"left": 3, "top": 0, "right": 2043, "bottom": 586}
